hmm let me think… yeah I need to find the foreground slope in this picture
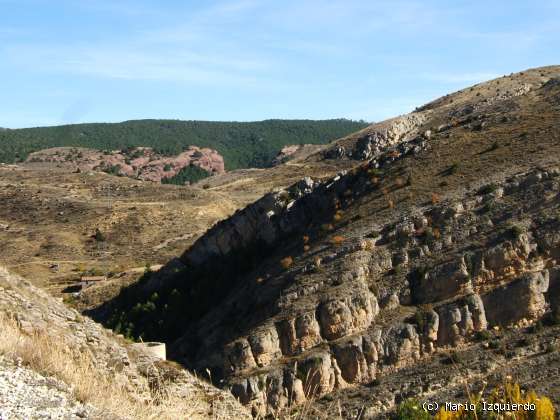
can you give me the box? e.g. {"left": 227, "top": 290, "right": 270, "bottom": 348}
{"left": 0, "top": 266, "right": 250, "bottom": 419}
{"left": 96, "top": 66, "right": 560, "bottom": 417}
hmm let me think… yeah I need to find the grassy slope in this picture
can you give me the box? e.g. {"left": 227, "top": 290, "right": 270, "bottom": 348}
{"left": 0, "top": 119, "right": 368, "bottom": 170}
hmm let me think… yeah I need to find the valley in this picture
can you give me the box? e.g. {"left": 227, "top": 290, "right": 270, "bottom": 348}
{"left": 1, "top": 66, "right": 560, "bottom": 419}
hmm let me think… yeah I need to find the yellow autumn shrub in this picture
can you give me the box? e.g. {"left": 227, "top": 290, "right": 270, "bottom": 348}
{"left": 433, "top": 381, "right": 555, "bottom": 420}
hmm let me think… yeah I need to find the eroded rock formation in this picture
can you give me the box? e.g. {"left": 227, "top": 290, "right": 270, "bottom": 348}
{"left": 167, "top": 162, "right": 560, "bottom": 415}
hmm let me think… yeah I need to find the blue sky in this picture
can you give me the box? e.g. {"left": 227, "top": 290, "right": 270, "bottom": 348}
{"left": 0, "top": 0, "right": 558, "bottom": 128}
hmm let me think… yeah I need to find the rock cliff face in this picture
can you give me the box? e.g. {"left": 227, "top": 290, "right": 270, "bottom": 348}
{"left": 324, "top": 113, "right": 430, "bottom": 161}
{"left": 156, "top": 152, "right": 560, "bottom": 415}
{"left": 175, "top": 167, "right": 560, "bottom": 416}
{"left": 181, "top": 135, "right": 428, "bottom": 268}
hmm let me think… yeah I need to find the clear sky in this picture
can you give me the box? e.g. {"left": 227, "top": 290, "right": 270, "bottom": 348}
{"left": 0, "top": 0, "right": 558, "bottom": 128}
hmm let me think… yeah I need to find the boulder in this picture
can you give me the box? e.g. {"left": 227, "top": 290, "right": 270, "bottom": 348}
{"left": 248, "top": 325, "right": 282, "bottom": 368}
{"left": 318, "top": 291, "right": 378, "bottom": 341}
{"left": 277, "top": 312, "right": 322, "bottom": 356}
{"left": 436, "top": 294, "right": 487, "bottom": 346}
{"left": 224, "top": 338, "right": 257, "bottom": 373}
{"left": 332, "top": 335, "right": 376, "bottom": 384}
{"left": 482, "top": 271, "right": 549, "bottom": 326}
{"left": 412, "top": 257, "right": 472, "bottom": 304}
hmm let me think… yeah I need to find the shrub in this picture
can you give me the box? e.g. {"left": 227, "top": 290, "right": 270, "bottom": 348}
{"left": 432, "top": 381, "right": 555, "bottom": 419}
{"left": 144, "top": 262, "right": 153, "bottom": 274}
{"left": 321, "top": 223, "right": 334, "bottom": 232}
{"left": 448, "top": 163, "right": 459, "bottom": 175}
{"left": 530, "top": 320, "right": 543, "bottom": 334}
{"left": 516, "top": 337, "right": 533, "bottom": 347}
{"left": 441, "top": 351, "right": 462, "bottom": 365}
{"left": 330, "top": 235, "right": 345, "bottom": 245}
{"left": 509, "top": 224, "right": 524, "bottom": 239}
{"left": 478, "top": 183, "right": 498, "bottom": 195}
{"left": 333, "top": 210, "right": 343, "bottom": 222}
{"left": 162, "top": 164, "right": 209, "bottom": 185}
{"left": 396, "top": 399, "right": 432, "bottom": 420}
{"left": 103, "top": 164, "right": 122, "bottom": 176}
{"left": 94, "top": 228, "right": 106, "bottom": 242}
{"left": 280, "top": 256, "right": 293, "bottom": 269}
{"left": 406, "top": 173, "right": 413, "bottom": 186}
{"left": 489, "top": 141, "right": 499, "bottom": 151}
{"left": 488, "top": 339, "right": 501, "bottom": 349}
{"left": 545, "top": 342, "right": 558, "bottom": 353}
{"left": 474, "top": 330, "right": 493, "bottom": 341}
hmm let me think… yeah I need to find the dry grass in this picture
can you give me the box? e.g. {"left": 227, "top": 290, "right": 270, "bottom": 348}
{"left": 0, "top": 313, "right": 244, "bottom": 419}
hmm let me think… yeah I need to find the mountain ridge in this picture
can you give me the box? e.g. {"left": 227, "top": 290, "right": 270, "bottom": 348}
{"left": 0, "top": 118, "right": 368, "bottom": 170}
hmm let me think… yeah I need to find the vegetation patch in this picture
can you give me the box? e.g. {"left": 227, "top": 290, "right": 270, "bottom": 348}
{"left": 0, "top": 119, "right": 368, "bottom": 170}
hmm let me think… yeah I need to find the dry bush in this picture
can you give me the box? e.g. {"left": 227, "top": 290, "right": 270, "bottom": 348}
{"left": 431, "top": 192, "right": 441, "bottom": 204}
{"left": 0, "top": 313, "right": 243, "bottom": 419}
{"left": 280, "top": 256, "right": 294, "bottom": 269}
{"left": 330, "top": 235, "right": 345, "bottom": 245}
{"left": 333, "top": 210, "right": 343, "bottom": 222}
{"left": 321, "top": 223, "right": 334, "bottom": 232}
{"left": 432, "top": 380, "right": 555, "bottom": 419}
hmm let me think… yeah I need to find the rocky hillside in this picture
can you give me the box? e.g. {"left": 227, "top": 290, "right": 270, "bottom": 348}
{"left": 92, "top": 66, "right": 560, "bottom": 417}
{"left": 26, "top": 146, "right": 225, "bottom": 183}
{"left": 317, "top": 66, "right": 554, "bottom": 166}
{"left": 271, "top": 144, "right": 326, "bottom": 166}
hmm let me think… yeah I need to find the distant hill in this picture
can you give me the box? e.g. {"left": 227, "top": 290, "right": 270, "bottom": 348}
{"left": 0, "top": 119, "right": 368, "bottom": 170}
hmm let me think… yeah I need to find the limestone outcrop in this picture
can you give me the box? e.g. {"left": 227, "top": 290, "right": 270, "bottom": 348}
{"left": 176, "top": 168, "right": 560, "bottom": 414}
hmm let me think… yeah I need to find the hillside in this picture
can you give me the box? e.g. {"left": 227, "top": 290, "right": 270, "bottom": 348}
{"left": 0, "top": 266, "right": 250, "bottom": 419}
{"left": 92, "top": 66, "right": 560, "bottom": 417}
{"left": 0, "top": 119, "right": 368, "bottom": 170}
